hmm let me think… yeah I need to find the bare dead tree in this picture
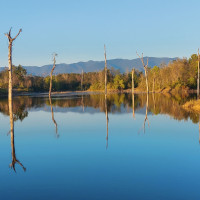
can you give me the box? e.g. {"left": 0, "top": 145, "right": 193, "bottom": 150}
{"left": 5, "top": 28, "right": 22, "bottom": 103}
{"left": 153, "top": 75, "right": 155, "bottom": 93}
{"left": 132, "top": 68, "right": 135, "bottom": 94}
{"left": 49, "top": 53, "right": 57, "bottom": 99}
{"left": 136, "top": 52, "right": 149, "bottom": 94}
{"left": 81, "top": 70, "right": 83, "bottom": 91}
{"left": 104, "top": 45, "right": 107, "bottom": 96}
{"left": 48, "top": 53, "right": 58, "bottom": 137}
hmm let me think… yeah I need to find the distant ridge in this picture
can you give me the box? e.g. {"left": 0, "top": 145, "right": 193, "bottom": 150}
{"left": 0, "top": 57, "right": 177, "bottom": 77}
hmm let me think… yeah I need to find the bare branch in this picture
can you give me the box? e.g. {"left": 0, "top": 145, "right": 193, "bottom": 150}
{"left": 136, "top": 51, "right": 145, "bottom": 67}
{"left": 12, "top": 29, "right": 22, "bottom": 41}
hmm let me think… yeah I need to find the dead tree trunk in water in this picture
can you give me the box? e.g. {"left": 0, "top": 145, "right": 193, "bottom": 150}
{"left": 49, "top": 53, "right": 58, "bottom": 137}
{"left": 8, "top": 85, "right": 26, "bottom": 171}
{"left": 5, "top": 28, "right": 22, "bottom": 103}
{"left": 5, "top": 28, "right": 25, "bottom": 171}
{"left": 104, "top": 45, "right": 107, "bottom": 96}
{"left": 136, "top": 52, "right": 149, "bottom": 94}
{"left": 153, "top": 76, "right": 155, "bottom": 93}
{"left": 81, "top": 69, "right": 84, "bottom": 91}
{"left": 132, "top": 68, "right": 135, "bottom": 94}
{"left": 49, "top": 53, "right": 57, "bottom": 99}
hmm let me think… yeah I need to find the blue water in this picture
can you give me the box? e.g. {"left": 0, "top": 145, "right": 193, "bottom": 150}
{"left": 0, "top": 94, "right": 200, "bottom": 200}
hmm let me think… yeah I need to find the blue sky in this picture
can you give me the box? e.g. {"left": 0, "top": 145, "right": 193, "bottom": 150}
{"left": 0, "top": 0, "right": 199, "bottom": 66}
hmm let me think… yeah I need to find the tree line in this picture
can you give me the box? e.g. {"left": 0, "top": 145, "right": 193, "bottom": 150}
{"left": 0, "top": 53, "right": 199, "bottom": 93}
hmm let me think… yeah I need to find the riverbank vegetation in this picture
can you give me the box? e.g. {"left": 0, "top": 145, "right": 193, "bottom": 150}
{"left": 0, "top": 54, "right": 199, "bottom": 94}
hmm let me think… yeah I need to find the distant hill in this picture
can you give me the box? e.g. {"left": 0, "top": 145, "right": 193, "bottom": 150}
{"left": 0, "top": 57, "right": 177, "bottom": 77}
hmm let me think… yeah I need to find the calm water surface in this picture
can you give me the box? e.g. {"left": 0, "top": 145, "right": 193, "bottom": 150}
{"left": 0, "top": 93, "right": 200, "bottom": 200}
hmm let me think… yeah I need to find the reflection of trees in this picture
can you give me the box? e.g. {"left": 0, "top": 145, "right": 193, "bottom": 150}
{"left": 9, "top": 97, "right": 26, "bottom": 172}
{"left": 0, "top": 93, "right": 198, "bottom": 124}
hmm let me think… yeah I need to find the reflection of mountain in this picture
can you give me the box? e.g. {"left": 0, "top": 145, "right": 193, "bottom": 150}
{"left": 0, "top": 93, "right": 198, "bottom": 123}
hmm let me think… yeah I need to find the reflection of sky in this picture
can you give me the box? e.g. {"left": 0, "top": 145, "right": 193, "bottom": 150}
{"left": 0, "top": 109, "right": 200, "bottom": 200}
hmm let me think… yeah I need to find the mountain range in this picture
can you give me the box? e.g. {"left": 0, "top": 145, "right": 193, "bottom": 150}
{"left": 0, "top": 57, "right": 177, "bottom": 76}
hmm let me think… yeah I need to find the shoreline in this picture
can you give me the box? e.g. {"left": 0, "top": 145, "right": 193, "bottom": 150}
{"left": 0, "top": 88, "right": 198, "bottom": 98}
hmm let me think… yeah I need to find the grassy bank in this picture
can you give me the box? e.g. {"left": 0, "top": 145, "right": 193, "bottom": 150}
{"left": 182, "top": 99, "right": 200, "bottom": 113}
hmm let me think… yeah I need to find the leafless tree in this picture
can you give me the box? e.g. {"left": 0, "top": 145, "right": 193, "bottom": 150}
{"left": 49, "top": 53, "right": 57, "bottom": 99}
{"left": 136, "top": 52, "right": 149, "bottom": 94}
{"left": 81, "top": 69, "right": 84, "bottom": 91}
{"left": 5, "top": 28, "right": 22, "bottom": 103}
{"left": 132, "top": 68, "right": 135, "bottom": 94}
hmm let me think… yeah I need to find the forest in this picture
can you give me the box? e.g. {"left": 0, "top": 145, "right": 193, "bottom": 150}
{"left": 0, "top": 54, "right": 199, "bottom": 94}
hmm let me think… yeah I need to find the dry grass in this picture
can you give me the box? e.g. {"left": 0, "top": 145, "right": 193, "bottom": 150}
{"left": 182, "top": 99, "right": 200, "bottom": 113}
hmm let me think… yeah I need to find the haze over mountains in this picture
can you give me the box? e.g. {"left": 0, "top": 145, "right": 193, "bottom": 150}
{"left": 0, "top": 57, "right": 177, "bottom": 77}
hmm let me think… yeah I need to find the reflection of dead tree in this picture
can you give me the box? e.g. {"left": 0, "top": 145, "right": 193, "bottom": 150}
{"left": 136, "top": 52, "right": 149, "bottom": 94}
{"left": 105, "top": 94, "right": 109, "bottom": 149}
{"left": 138, "top": 94, "right": 149, "bottom": 134}
{"left": 143, "top": 94, "right": 150, "bottom": 133}
{"left": 10, "top": 128, "right": 26, "bottom": 172}
{"left": 9, "top": 88, "right": 26, "bottom": 172}
{"left": 49, "top": 53, "right": 57, "bottom": 99}
{"left": 49, "top": 97, "right": 58, "bottom": 137}
{"left": 5, "top": 28, "right": 25, "bottom": 172}
{"left": 81, "top": 95, "right": 85, "bottom": 112}
{"left": 132, "top": 93, "right": 135, "bottom": 118}
{"left": 49, "top": 53, "right": 58, "bottom": 137}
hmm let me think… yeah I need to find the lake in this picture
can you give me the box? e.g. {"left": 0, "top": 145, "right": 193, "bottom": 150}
{"left": 0, "top": 93, "right": 200, "bottom": 200}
